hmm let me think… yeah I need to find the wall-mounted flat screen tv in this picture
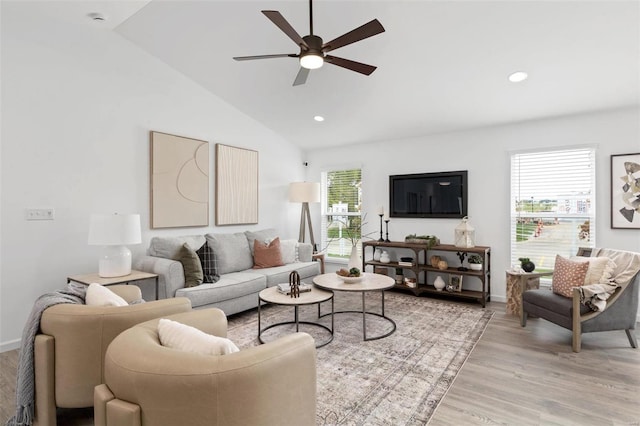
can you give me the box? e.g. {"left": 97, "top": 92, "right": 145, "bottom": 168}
{"left": 389, "top": 171, "right": 468, "bottom": 218}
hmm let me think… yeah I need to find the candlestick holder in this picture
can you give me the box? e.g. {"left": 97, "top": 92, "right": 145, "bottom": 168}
{"left": 384, "top": 219, "right": 390, "bottom": 242}
{"left": 378, "top": 214, "right": 384, "bottom": 241}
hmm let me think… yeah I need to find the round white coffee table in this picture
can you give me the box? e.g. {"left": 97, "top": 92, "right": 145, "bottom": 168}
{"left": 258, "top": 286, "right": 334, "bottom": 348}
{"left": 313, "top": 272, "right": 396, "bottom": 341}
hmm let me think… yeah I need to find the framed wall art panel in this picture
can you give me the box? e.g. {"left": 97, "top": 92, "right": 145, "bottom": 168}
{"left": 150, "top": 131, "right": 209, "bottom": 228}
{"left": 215, "top": 143, "right": 259, "bottom": 225}
{"left": 610, "top": 152, "right": 640, "bottom": 229}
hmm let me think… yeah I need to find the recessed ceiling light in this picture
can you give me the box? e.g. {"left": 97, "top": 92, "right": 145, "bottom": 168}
{"left": 87, "top": 12, "right": 107, "bottom": 22}
{"left": 508, "top": 71, "right": 528, "bottom": 83}
{"left": 314, "top": 116, "right": 325, "bottom": 122}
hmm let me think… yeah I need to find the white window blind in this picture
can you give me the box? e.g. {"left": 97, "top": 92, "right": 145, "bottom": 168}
{"left": 320, "top": 169, "right": 362, "bottom": 261}
{"left": 510, "top": 148, "right": 596, "bottom": 273}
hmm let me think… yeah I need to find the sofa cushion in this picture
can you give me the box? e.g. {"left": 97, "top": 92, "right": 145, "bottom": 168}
{"left": 86, "top": 283, "right": 128, "bottom": 307}
{"left": 175, "top": 273, "right": 266, "bottom": 308}
{"left": 149, "top": 235, "right": 206, "bottom": 260}
{"left": 157, "top": 318, "right": 239, "bottom": 355}
{"left": 205, "top": 232, "right": 253, "bottom": 275}
{"left": 253, "top": 237, "right": 285, "bottom": 269}
{"left": 259, "top": 262, "right": 321, "bottom": 287}
{"left": 196, "top": 241, "right": 220, "bottom": 283}
{"left": 551, "top": 255, "right": 590, "bottom": 298}
{"left": 178, "top": 243, "right": 203, "bottom": 288}
{"left": 245, "top": 228, "right": 277, "bottom": 254}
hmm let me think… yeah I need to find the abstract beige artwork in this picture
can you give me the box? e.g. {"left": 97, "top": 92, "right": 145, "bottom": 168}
{"left": 151, "top": 131, "right": 209, "bottom": 228}
{"left": 216, "top": 143, "right": 258, "bottom": 225}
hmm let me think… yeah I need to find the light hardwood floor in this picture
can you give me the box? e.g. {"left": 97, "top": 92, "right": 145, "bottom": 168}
{"left": 1, "top": 302, "right": 638, "bottom": 425}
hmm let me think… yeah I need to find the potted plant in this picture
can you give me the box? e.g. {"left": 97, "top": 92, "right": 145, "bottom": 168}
{"left": 468, "top": 254, "right": 483, "bottom": 271}
{"left": 518, "top": 257, "right": 536, "bottom": 272}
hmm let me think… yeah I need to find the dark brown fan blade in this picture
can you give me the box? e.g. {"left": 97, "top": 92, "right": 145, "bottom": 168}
{"left": 233, "top": 54, "right": 298, "bottom": 61}
{"left": 262, "top": 10, "right": 308, "bottom": 48}
{"left": 322, "top": 19, "right": 385, "bottom": 53}
{"left": 325, "top": 55, "right": 377, "bottom": 75}
{"left": 293, "top": 67, "right": 310, "bottom": 86}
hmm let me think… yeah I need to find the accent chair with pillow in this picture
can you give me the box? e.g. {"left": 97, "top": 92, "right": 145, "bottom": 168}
{"left": 94, "top": 308, "right": 317, "bottom": 426}
{"left": 134, "top": 229, "right": 322, "bottom": 315}
{"left": 521, "top": 247, "right": 640, "bottom": 352}
{"left": 33, "top": 285, "right": 191, "bottom": 426}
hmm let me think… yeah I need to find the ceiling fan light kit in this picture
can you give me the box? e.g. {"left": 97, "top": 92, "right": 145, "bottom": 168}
{"left": 233, "top": 0, "right": 385, "bottom": 86}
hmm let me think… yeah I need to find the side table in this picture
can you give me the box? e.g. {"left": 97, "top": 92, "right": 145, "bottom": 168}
{"left": 505, "top": 270, "right": 553, "bottom": 316}
{"left": 67, "top": 270, "right": 160, "bottom": 300}
{"left": 312, "top": 252, "right": 325, "bottom": 274}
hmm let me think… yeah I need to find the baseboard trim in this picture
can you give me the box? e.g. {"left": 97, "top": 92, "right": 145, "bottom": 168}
{"left": 1, "top": 339, "right": 21, "bottom": 353}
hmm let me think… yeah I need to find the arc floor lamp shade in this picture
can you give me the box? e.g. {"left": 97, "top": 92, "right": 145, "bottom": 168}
{"left": 88, "top": 213, "right": 141, "bottom": 277}
{"left": 289, "top": 182, "right": 320, "bottom": 250}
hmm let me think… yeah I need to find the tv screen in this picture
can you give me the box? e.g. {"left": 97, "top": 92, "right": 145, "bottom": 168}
{"left": 389, "top": 171, "right": 468, "bottom": 218}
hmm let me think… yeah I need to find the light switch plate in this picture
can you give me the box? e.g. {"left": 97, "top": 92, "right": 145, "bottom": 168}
{"left": 26, "top": 208, "right": 55, "bottom": 221}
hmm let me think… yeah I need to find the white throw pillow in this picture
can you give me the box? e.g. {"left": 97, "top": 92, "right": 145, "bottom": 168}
{"left": 85, "top": 283, "right": 128, "bottom": 307}
{"left": 279, "top": 239, "right": 298, "bottom": 264}
{"left": 570, "top": 256, "right": 616, "bottom": 285}
{"left": 157, "top": 318, "right": 240, "bottom": 356}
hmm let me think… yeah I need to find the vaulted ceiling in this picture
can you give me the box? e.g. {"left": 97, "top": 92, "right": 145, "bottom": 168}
{"left": 36, "top": 1, "right": 640, "bottom": 150}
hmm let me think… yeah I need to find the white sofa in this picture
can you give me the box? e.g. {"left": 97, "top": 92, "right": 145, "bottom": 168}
{"left": 135, "top": 229, "right": 321, "bottom": 315}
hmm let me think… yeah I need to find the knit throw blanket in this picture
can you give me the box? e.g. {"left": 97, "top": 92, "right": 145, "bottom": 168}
{"left": 6, "top": 283, "right": 87, "bottom": 426}
{"left": 578, "top": 248, "right": 640, "bottom": 312}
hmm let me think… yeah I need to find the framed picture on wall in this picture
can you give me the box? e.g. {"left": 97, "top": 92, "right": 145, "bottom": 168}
{"left": 610, "top": 152, "right": 640, "bottom": 229}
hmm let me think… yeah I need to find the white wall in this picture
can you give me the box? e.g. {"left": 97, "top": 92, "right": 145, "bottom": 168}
{"left": 306, "top": 108, "right": 640, "bottom": 302}
{"left": 0, "top": 4, "right": 306, "bottom": 351}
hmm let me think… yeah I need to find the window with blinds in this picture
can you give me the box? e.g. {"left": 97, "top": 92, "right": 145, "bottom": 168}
{"left": 320, "top": 168, "right": 363, "bottom": 261}
{"left": 510, "top": 148, "right": 596, "bottom": 274}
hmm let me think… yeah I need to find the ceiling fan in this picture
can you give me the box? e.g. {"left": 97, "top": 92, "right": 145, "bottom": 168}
{"left": 233, "top": 0, "right": 385, "bottom": 86}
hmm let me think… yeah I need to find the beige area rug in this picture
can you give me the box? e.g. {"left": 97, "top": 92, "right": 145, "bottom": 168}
{"left": 226, "top": 291, "right": 493, "bottom": 426}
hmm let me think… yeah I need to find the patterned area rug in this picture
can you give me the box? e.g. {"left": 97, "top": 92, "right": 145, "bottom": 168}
{"left": 227, "top": 291, "right": 493, "bottom": 426}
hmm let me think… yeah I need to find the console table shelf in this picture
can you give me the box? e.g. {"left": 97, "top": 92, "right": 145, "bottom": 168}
{"left": 362, "top": 241, "right": 491, "bottom": 307}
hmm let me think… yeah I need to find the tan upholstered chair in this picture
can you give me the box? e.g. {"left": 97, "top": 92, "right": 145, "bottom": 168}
{"left": 94, "top": 308, "right": 317, "bottom": 426}
{"left": 521, "top": 248, "right": 640, "bottom": 352}
{"left": 34, "top": 285, "right": 191, "bottom": 426}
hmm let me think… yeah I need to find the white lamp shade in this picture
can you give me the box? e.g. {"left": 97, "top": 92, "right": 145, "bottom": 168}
{"left": 289, "top": 182, "right": 321, "bottom": 203}
{"left": 88, "top": 213, "right": 141, "bottom": 246}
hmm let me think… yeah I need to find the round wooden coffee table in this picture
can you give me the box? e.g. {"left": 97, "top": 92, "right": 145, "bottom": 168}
{"left": 313, "top": 272, "right": 396, "bottom": 341}
{"left": 258, "top": 286, "right": 334, "bottom": 348}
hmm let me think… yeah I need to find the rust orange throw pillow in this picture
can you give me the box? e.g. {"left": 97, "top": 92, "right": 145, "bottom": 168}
{"left": 253, "top": 237, "right": 284, "bottom": 269}
{"left": 551, "top": 255, "right": 590, "bottom": 298}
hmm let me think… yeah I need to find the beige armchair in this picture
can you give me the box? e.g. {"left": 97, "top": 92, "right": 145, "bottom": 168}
{"left": 34, "top": 285, "right": 191, "bottom": 426}
{"left": 94, "top": 308, "right": 317, "bottom": 426}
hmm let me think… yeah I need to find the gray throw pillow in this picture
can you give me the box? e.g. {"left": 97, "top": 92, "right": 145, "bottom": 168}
{"left": 245, "top": 228, "right": 278, "bottom": 255}
{"left": 196, "top": 241, "right": 220, "bottom": 283}
{"left": 177, "top": 243, "right": 203, "bottom": 288}
{"left": 205, "top": 232, "right": 253, "bottom": 275}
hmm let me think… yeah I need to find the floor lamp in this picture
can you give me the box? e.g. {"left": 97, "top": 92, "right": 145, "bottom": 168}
{"left": 289, "top": 182, "right": 321, "bottom": 252}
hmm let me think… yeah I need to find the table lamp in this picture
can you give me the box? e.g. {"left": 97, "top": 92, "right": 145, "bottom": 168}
{"left": 88, "top": 213, "right": 141, "bottom": 277}
{"left": 289, "top": 182, "right": 320, "bottom": 251}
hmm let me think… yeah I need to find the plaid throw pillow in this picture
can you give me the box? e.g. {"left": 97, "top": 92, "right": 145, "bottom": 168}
{"left": 196, "top": 241, "right": 220, "bottom": 283}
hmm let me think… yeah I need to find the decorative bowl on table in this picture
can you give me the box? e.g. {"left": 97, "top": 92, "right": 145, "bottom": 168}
{"left": 336, "top": 267, "right": 362, "bottom": 283}
{"left": 337, "top": 275, "right": 362, "bottom": 283}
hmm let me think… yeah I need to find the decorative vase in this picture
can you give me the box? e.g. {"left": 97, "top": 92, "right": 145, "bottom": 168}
{"left": 373, "top": 248, "right": 382, "bottom": 261}
{"left": 348, "top": 245, "right": 361, "bottom": 270}
{"left": 437, "top": 260, "right": 448, "bottom": 270}
{"left": 434, "top": 276, "right": 446, "bottom": 291}
{"left": 430, "top": 255, "right": 441, "bottom": 268}
{"left": 469, "top": 263, "right": 483, "bottom": 271}
{"left": 380, "top": 251, "right": 391, "bottom": 263}
{"left": 521, "top": 261, "right": 535, "bottom": 272}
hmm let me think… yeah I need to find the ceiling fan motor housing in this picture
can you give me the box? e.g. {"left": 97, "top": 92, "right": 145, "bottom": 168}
{"left": 302, "top": 35, "right": 323, "bottom": 56}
